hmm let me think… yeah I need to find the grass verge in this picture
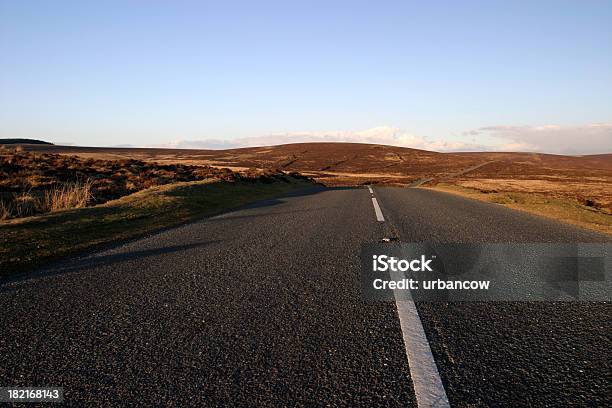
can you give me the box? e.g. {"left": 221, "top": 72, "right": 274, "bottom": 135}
{"left": 427, "top": 183, "right": 612, "bottom": 236}
{"left": 0, "top": 177, "right": 314, "bottom": 278}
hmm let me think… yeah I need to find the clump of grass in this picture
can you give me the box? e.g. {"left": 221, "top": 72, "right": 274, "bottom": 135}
{"left": 0, "top": 199, "right": 12, "bottom": 220}
{"left": 13, "top": 191, "right": 38, "bottom": 217}
{"left": 1, "top": 191, "right": 38, "bottom": 219}
{"left": 41, "top": 180, "right": 93, "bottom": 212}
{"left": 0, "top": 180, "right": 94, "bottom": 219}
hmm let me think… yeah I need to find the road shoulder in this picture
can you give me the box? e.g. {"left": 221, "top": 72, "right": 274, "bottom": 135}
{"left": 0, "top": 177, "right": 316, "bottom": 279}
{"left": 423, "top": 184, "right": 611, "bottom": 236}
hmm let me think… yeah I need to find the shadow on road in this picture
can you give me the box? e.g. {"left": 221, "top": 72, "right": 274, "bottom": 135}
{"left": 0, "top": 241, "right": 220, "bottom": 290}
{"left": 204, "top": 186, "right": 353, "bottom": 221}
{"left": 0, "top": 185, "right": 360, "bottom": 288}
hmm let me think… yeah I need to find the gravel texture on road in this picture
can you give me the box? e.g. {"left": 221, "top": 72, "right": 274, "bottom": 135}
{"left": 376, "top": 187, "right": 611, "bottom": 407}
{"left": 1, "top": 186, "right": 610, "bottom": 406}
{"left": 0, "top": 188, "right": 415, "bottom": 406}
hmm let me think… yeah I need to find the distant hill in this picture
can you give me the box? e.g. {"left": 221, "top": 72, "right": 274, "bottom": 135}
{"left": 19, "top": 141, "right": 612, "bottom": 181}
{"left": 13, "top": 140, "right": 612, "bottom": 223}
{"left": 0, "top": 138, "right": 53, "bottom": 145}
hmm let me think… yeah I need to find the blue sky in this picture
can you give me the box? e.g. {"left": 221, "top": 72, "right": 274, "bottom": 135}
{"left": 1, "top": 0, "right": 611, "bottom": 153}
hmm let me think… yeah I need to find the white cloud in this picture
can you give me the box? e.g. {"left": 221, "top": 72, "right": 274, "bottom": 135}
{"left": 468, "top": 123, "right": 612, "bottom": 155}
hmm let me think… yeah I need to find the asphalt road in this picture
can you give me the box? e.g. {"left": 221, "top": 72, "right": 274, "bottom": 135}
{"left": 0, "top": 186, "right": 610, "bottom": 406}
{"left": 375, "top": 187, "right": 611, "bottom": 407}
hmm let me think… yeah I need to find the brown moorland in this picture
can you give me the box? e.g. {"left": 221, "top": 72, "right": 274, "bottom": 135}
{"left": 21, "top": 142, "right": 612, "bottom": 212}
{"left": 0, "top": 146, "right": 308, "bottom": 220}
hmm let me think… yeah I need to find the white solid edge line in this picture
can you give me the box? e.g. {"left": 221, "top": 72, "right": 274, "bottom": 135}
{"left": 390, "top": 269, "right": 450, "bottom": 408}
{"left": 371, "top": 197, "right": 385, "bottom": 222}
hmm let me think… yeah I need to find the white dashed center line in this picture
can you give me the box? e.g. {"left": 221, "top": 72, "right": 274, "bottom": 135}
{"left": 368, "top": 186, "right": 450, "bottom": 407}
{"left": 368, "top": 186, "right": 385, "bottom": 222}
{"left": 371, "top": 198, "right": 385, "bottom": 222}
{"left": 391, "top": 270, "right": 450, "bottom": 407}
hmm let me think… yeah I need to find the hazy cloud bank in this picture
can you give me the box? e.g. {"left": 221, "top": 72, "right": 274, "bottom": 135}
{"left": 156, "top": 126, "right": 487, "bottom": 152}
{"left": 466, "top": 123, "right": 612, "bottom": 155}
{"left": 156, "top": 123, "right": 611, "bottom": 155}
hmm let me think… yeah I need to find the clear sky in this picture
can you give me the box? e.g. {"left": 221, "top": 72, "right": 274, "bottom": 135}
{"left": 1, "top": 0, "right": 611, "bottom": 153}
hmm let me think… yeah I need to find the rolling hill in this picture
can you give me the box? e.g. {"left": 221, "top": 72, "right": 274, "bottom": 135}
{"left": 9, "top": 141, "right": 612, "bottom": 228}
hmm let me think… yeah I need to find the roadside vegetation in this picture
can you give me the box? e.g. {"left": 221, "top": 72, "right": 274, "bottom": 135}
{"left": 0, "top": 147, "right": 315, "bottom": 277}
{"left": 428, "top": 183, "right": 612, "bottom": 235}
{"left": 0, "top": 146, "right": 243, "bottom": 219}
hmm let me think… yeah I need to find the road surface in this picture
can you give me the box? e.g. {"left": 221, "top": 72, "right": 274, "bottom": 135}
{"left": 0, "top": 187, "right": 610, "bottom": 406}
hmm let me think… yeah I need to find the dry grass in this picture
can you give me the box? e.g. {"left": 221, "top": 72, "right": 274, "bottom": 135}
{"left": 1, "top": 149, "right": 309, "bottom": 220}
{"left": 428, "top": 183, "right": 612, "bottom": 235}
{"left": 1, "top": 192, "right": 37, "bottom": 219}
{"left": 449, "top": 178, "right": 612, "bottom": 212}
{"left": 0, "top": 199, "right": 13, "bottom": 220}
{"left": 0, "top": 181, "right": 94, "bottom": 219}
{"left": 42, "top": 180, "right": 93, "bottom": 212}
